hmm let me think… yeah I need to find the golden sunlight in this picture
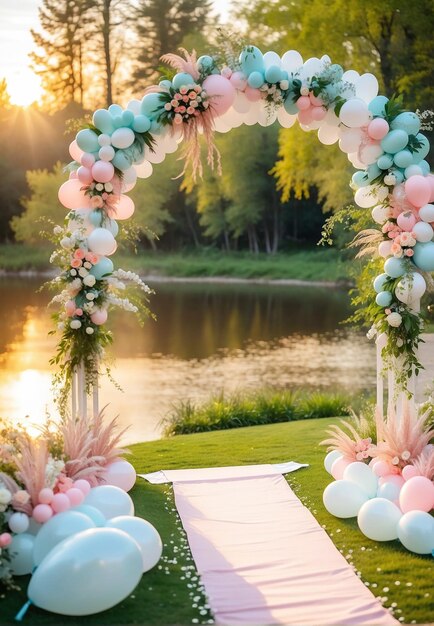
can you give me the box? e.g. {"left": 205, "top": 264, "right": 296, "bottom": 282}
{"left": 8, "top": 369, "right": 55, "bottom": 435}
{"left": 8, "top": 69, "right": 42, "bottom": 107}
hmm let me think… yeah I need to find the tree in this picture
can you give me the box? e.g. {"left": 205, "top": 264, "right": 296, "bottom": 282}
{"left": 31, "top": 0, "right": 93, "bottom": 110}
{"left": 131, "top": 0, "right": 213, "bottom": 88}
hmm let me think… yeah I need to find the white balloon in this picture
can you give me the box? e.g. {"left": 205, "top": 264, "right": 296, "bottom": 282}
{"left": 300, "top": 57, "right": 323, "bottom": 80}
{"left": 145, "top": 145, "right": 166, "bottom": 164}
{"left": 281, "top": 50, "right": 303, "bottom": 72}
{"left": 87, "top": 228, "right": 116, "bottom": 256}
{"left": 258, "top": 106, "right": 276, "bottom": 127}
{"left": 111, "top": 127, "right": 135, "bottom": 150}
{"left": 134, "top": 160, "right": 153, "bottom": 179}
{"left": 68, "top": 208, "right": 92, "bottom": 234}
{"left": 413, "top": 221, "right": 434, "bottom": 242}
{"left": 85, "top": 485, "right": 134, "bottom": 520}
{"left": 317, "top": 124, "right": 340, "bottom": 145}
{"left": 323, "top": 108, "right": 340, "bottom": 127}
{"left": 378, "top": 240, "right": 393, "bottom": 258}
{"left": 419, "top": 203, "right": 434, "bottom": 222}
{"left": 323, "top": 480, "right": 369, "bottom": 518}
{"left": 343, "top": 462, "right": 378, "bottom": 498}
{"left": 263, "top": 51, "right": 281, "bottom": 69}
{"left": 277, "top": 108, "right": 297, "bottom": 129}
{"left": 339, "top": 128, "right": 364, "bottom": 153}
{"left": 28, "top": 528, "right": 143, "bottom": 615}
{"left": 372, "top": 204, "right": 391, "bottom": 224}
{"left": 397, "top": 511, "right": 434, "bottom": 554}
{"left": 107, "top": 516, "right": 163, "bottom": 572}
{"left": 233, "top": 92, "right": 251, "bottom": 114}
{"left": 321, "top": 55, "right": 331, "bottom": 65}
{"left": 357, "top": 498, "right": 402, "bottom": 541}
{"left": 8, "top": 512, "right": 30, "bottom": 534}
{"left": 339, "top": 98, "right": 370, "bottom": 128}
{"left": 324, "top": 450, "right": 343, "bottom": 474}
{"left": 122, "top": 166, "right": 138, "bottom": 193}
{"left": 348, "top": 151, "right": 366, "bottom": 170}
{"left": 355, "top": 73, "right": 379, "bottom": 104}
{"left": 355, "top": 184, "right": 388, "bottom": 208}
{"left": 127, "top": 99, "right": 141, "bottom": 115}
{"left": 103, "top": 460, "right": 136, "bottom": 492}
{"left": 395, "top": 272, "right": 427, "bottom": 305}
{"left": 377, "top": 481, "right": 401, "bottom": 502}
{"left": 33, "top": 511, "right": 95, "bottom": 567}
{"left": 342, "top": 70, "right": 360, "bottom": 84}
{"left": 359, "top": 143, "right": 384, "bottom": 165}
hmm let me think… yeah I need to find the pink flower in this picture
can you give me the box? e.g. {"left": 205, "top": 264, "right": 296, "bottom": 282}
{"left": 356, "top": 452, "right": 363, "bottom": 461}
{"left": 75, "top": 308, "right": 83, "bottom": 316}
{"left": 405, "top": 249, "right": 414, "bottom": 257}
{"left": 188, "top": 91, "right": 197, "bottom": 99}
{"left": 187, "top": 106, "right": 195, "bottom": 115}
{"left": 174, "top": 93, "right": 182, "bottom": 100}
{"left": 12, "top": 490, "right": 31, "bottom": 507}
{"left": 391, "top": 242, "right": 402, "bottom": 256}
{"left": 86, "top": 252, "right": 99, "bottom": 265}
{"left": 91, "top": 195, "right": 104, "bottom": 209}
{"left": 180, "top": 87, "right": 188, "bottom": 95}
{"left": 385, "top": 308, "right": 391, "bottom": 315}
{"left": 179, "top": 106, "right": 186, "bottom": 113}
{"left": 74, "top": 248, "right": 86, "bottom": 260}
{"left": 193, "top": 110, "right": 201, "bottom": 117}
{"left": 182, "top": 95, "right": 189, "bottom": 102}
{"left": 71, "top": 258, "right": 82, "bottom": 268}
{"left": 174, "top": 106, "right": 181, "bottom": 113}
{"left": 194, "top": 85, "right": 201, "bottom": 93}
{"left": 174, "top": 114, "right": 183, "bottom": 125}
{"left": 102, "top": 192, "right": 108, "bottom": 200}
{"left": 171, "top": 99, "right": 178, "bottom": 107}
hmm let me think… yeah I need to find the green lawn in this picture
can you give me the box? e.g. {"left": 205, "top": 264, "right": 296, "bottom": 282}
{"left": 0, "top": 244, "right": 352, "bottom": 283}
{"left": 3, "top": 419, "right": 432, "bottom": 625}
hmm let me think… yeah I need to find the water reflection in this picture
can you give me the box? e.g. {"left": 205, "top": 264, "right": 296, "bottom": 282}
{"left": 0, "top": 276, "right": 378, "bottom": 443}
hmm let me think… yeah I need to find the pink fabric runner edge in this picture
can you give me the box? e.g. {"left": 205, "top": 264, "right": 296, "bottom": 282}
{"left": 172, "top": 473, "right": 399, "bottom": 626}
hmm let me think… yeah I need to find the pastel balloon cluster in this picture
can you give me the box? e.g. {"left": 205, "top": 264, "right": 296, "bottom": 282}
{"left": 7, "top": 461, "right": 162, "bottom": 617}
{"left": 323, "top": 452, "right": 434, "bottom": 554}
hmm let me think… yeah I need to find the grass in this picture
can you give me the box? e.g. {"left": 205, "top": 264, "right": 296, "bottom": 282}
{"left": 3, "top": 419, "right": 432, "bottom": 625}
{"left": 162, "top": 389, "right": 355, "bottom": 435}
{"left": 0, "top": 244, "right": 352, "bottom": 283}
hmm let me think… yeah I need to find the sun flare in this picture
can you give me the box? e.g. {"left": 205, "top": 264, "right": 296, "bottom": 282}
{"left": 7, "top": 70, "right": 42, "bottom": 107}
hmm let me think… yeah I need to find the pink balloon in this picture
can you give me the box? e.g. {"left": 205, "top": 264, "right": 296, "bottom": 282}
{"left": 91, "top": 308, "right": 108, "bottom": 325}
{"left": 399, "top": 476, "right": 434, "bottom": 513}
{"left": 427, "top": 175, "right": 434, "bottom": 203}
{"left": 397, "top": 211, "right": 417, "bottom": 231}
{"left": 203, "top": 74, "right": 236, "bottom": 117}
{"left": 65, "top": 300, "right": 76, "bottom": 316}
{"left": 81, "top": 153, "right": 96, "bottom": 168}
{"left": 69, "top": 140, "right": 84, "bottom": 162}
{"left": 244, "top": 86, "right": 261, "bottom": 102}
{"left": 331, "top": 456, "right": 352, "bottom": 480}
{"left": 298, "top": 108, "right": 314, "bottom": 125}
{"left": 230, "top": 71, "right": 248, "bottom": 91}
{"left": 38, "top": 488, "right": 54, "bottom": 504}
{"left": 51, "top": 493, "right": 71, "bottom": 513}
{"left": 296, "top": 96, "right": 311, "bottom": 111}
{"left": 309, "top": 93, "right": 323, "bottom": 106}
{"left": 378, "top": 474, "right": 404, "bottom": 488}
{"left": 92, "top": 161, "right": 114, "bottom": 183}
{"left": 402, "top": 465, "right": 419, "bottom": 481}
{"left": 33, "top": 504, "right": 53, "bottom": 524}
{"left": 311, "top": 106, "right": 327, "bottom": 121}
{"left": 405, "top": 175, "right": 431, "bottom": 208}
{"left": 66, "top": 487, "right": 85, "bottom": 506}
{"left": 109, "top": 194, "right": 135, "bottom": 220}
{"left": 58, "top": 180, "right": 91, "bottom": 210}
{"left": 372, "top": 460, "right": 390, "bottom": 477}
{"left": 74, "top": 479, "right": 91, "bottom": 495}
{"left": 102, "top": 460, "right": 136, "bottom": 492}
{"left": 367, "top": 118, "right": 389, "bottom": 140}
{"left": 77, "top": 166, "right": 93, "bottom": 185}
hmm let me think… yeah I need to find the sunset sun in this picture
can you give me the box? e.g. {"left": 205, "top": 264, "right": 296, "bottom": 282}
{"left": 7, "top": 69, "right": 42, "bottom": 107}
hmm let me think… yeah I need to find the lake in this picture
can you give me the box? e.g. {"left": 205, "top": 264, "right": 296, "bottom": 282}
{"left": 0, "top": 276, "right": 377, "bottom": 443}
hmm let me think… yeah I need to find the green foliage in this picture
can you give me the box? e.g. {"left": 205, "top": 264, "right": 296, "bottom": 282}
{"left": 162, "top": 389, "right": 353, "bottom": 436}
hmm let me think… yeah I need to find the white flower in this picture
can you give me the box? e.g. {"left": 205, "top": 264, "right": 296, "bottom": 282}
{"left": 70, "top": 320, "right": 82, "bottom": 329}
{"left": 396, "top": 338, "right": 404, "bottom": 347}
{"left": 78, "top": 267, "right": 89, "bottom": 277}
{"left": 68, "top": 278, "right": 83, "bottom": 294}
{"left": 384, "top": 174, "right": 397, "bottom": 186}
{"left": 104, "top": 182, "right": 113, "bottom": 192}
{"left": 392, "top": 456, "right": 400, "bottom": 465}
{"left": 84, "top": 261, "right": 92, "bottom": 269}
{"left": 86, "top": 327, "right": 94, "bottom": 335}
{"left": 45, "top": 457, "right": 65, "bottom": 488}
{"left": 60, "top": 237, "right": 73, "bottom": 249}
{"left": 366, "top": 325, "right": 377, "bottom": 340}
{"left": 0, "top": 487, "right": 12, "bottom": 505}
{"left": 95, "top": 183, "right": 104, "bottom": 191}
{"left": 164, "top": 102, "right": 172, "bottom": 111}
{"left": 70, "top": 269, "right": 77, "bottom": 276}
{"left": 57, "top": 322, "right": 65, "bottom": 331}
{"left": 300, "top": 85, "right": 309, "bottom": 96}
{"left": 401, "top": 450, "right": 411, "bottom": 460}
{"left": 53, "top": 225, "right": 63, "bottom": 235}
{"left": 280, "top": 80, "right": 289, "bottom": 90}
{"left": 84, "top": 302, "right": 95, "bottom": 312}
{"left": 83, "top": 274, "right": 96, "bottom": 287}
{"left": 387, "top": 312, "right": 402, "bottom": 327}
{"left": 86, "top": 292, "right": 96, "bottom": 300}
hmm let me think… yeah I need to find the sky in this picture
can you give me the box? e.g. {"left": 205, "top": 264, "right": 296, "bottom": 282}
{"left": 0, "top": 0, "right": 233, "bottom": 106}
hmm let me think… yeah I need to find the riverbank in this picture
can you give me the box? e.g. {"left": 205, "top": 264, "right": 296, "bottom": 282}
{"left": 3, "top": 419, "right": 431, "bottom": 625}
{"left": 0, "top": 244, "right": 353, "bottom": 284}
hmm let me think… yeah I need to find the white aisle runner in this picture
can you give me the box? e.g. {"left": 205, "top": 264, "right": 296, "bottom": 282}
{"left": 140, "top": 465, "right": 398, "bottom": 626}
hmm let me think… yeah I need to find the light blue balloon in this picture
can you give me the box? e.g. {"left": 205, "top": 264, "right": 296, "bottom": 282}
{"left": 393, "top": 149, "right": 414, "bottom": 169}
{"left": 121, "top": 110, "right": 135, "bottom": 127}
{"left": 76, "top": 129, "right": 100, "bottom": 153}
{"left": 9, "top": 533, "right": 35, "bottom": 575}
{"left": 280, "top": 70, "right": 289, "bottom": 81}
{"left": 352, "top": 170, "right": 369, "bottom": 187}
{"left": 172, "top": 72, "right": 194, "bottom": 89}
{"left": 389, "top": 168, "right": 404, "bottom": 184}
{"left": 28, "top": 528, "right": 143, "bottom": 616}
{"left": 368, "top": 96, "right": 388, "bottom": 118}
{"left": 112, "top": 150, "right": 132, "bottom": 172}
{"left": 141, "top": 93, "right": 163, "bottom": 119}
{"left": 367, "top": 164, "right": 381, "bottom": 181}
{"left": 419, "top": 160, "right": 430, "bottom": 175}
{"left": 103, "top": 218, "right": 119, "bottom": 237}
{"left": 72, "top": 505, "right": 107, "bottom": 527}
{"left": 412, "top": 133, "right": 430, "bottom": 163}
{"left": 33, "top": 511, "right": 95, "bottom": 567}
{"left": 197, "top": 55, "right": 214, "bottom": 71}
{"left": 89, "top": 210, "right": 103, "bottom": 227}
{"left": 159, "top": 79, "right": 172, "bottom": 89}
{"left": 93, "top": 109, "right": 115, "bottom": 134}
{"left": 265, "top": 65, "right": 281, "bottom": 84}
{"left": 240, "top": 45, "right": 265, "bottom": 75}
{"left": 150, "top": 119, "right": 163, "bottom": 134}
{"left": 381, "top": 129, "right": 409, "bottom": 154}
{"left": 132, "top": 114, "right": 151, "bottom": 133}
{"left": 247, "top": 71, "right": 264, "bottom": 88}
{"left": 384, "top": 257, "right": 406, "bottom": 278}
{"left": 377, "top": 154, "right": 394, "bottom": 170}
{"left": 412, "top": 241, "right": 434, "bottom": 271}
{"left": 90, "top": 256, "right": 114, "bottom": 279}
{"left": 376, "top": 291, "right": 393, "bottom": 307}
{"left": 283, "top": 96, "right": 298, "bottom": 115}
{"left": 113, "top": 115, "right": 123, "bottom": 129}
{"left": 390, "top": 111, "right": 421, "bottom": 136}
{"left": 405, "top": 164, "right": 424, "bottom": 179}
{"left": 108, "top": 104, "right": 123, "bottom": 117}
{"left": 373, "top": 273, "right": 389, "bottom": 293}
{"left": 397, "top": 511, "right": 434, "bottom": 555}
